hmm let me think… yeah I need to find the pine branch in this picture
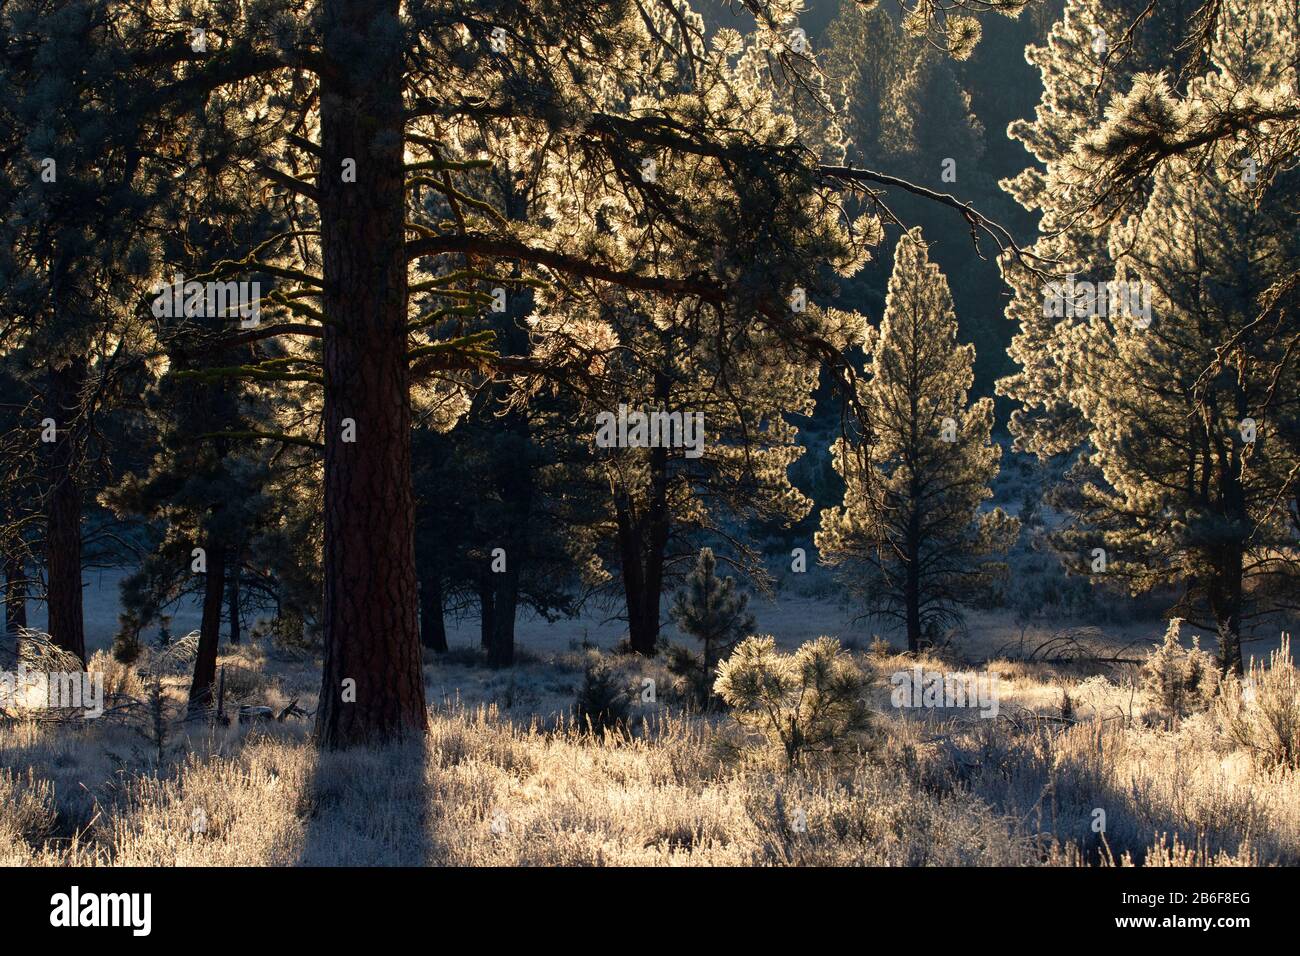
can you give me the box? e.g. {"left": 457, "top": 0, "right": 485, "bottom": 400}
{"left": 406, "top": 305, "right": 480, "bottom": 332}
{"left": 172, "top": 365, "right": 323, "bottom": 385}
{"left": 819, "top": 164, "right": 1053, "bottom": 275}
{"left": 255, "top": 162, "right": 321, "bottom": 204}
{"left": 195, "top": 430, "right": 323, "bottom": 451}
{"left": 406, "top": 330, "right": 498, "bottom": 362}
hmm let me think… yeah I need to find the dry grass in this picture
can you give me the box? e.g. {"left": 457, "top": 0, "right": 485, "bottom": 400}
{"left": 0, "top": 630, "right": 1296, "bottom": 866}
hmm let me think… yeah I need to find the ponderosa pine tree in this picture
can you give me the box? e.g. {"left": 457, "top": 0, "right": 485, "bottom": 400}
{"left": 100, "top": 140, "right": 295, "bottom": 710}
{"left": 821, "top": 2, "right": 986, "bottom": 178}
{"left": 819, "top": 0, "right": 1025, "bottom": 390}
{"left": 669, "top": 546, "right": 755, "bottom": 700}
{"left": 1047, "top": 153, "right": 1300, "bottom": 673}
{"left": 411, "top": 398, "right": 581, "bottom": 664}
{"left": 997, "top": 0, "right": 1300, "bottom": 670}
{"left": 817, "top": 228, "right": 1018, "bottom": 652}
{"left": 506, "top": 6, "right": 884, "bottom": 656}
{"left": 1062, "top": 0, "right": 1298, "bottom": 239}
{"left": 425, "top": 112, "right": 597, "bottom": 669}
{"left": 104, "top": 369, "right": 277, "bottom": 711}
{"left": 1070, "top": 1, "right": 1300, "bottom": 539}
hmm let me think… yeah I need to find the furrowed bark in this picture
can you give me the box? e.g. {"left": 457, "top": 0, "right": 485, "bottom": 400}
{"left": 314, "top": 0, "right": 426, "bottom": 747}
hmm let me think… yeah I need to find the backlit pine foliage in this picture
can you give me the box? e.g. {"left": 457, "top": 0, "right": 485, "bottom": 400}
{"left": 713, "top": 635, "right": 871, "bottom": 770}
{"left": 817, "top": 228, "right": 1018, "bottom": 652}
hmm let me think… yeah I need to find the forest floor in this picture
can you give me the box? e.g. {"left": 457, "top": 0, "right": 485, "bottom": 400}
{"left": 2, "top": 581, "right": 1297, "bottom": 866}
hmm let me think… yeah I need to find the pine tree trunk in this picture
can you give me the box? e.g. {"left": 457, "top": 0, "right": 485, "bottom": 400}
{"left": 313, "top": 0, "right": 426, "bottom": 748}
{"left": 479, "top": 579, "right": 496, "bottom": 651}
{"left": 904, "top": 572, "right": 921, "bottom": 654}
{"left": 3, "top": 550, "right": 26, "bottom": 635}
{"left": 490, "top": 566, "right": 519, "bottom": 668}
{"left": 187, "top": 539, "right": 226, "bottom": 713}
{"left": 1211, "top": 544, "right": 1245, "bottom": 676}
{"left": 488, "top": 410, "right": 532, "bottom": 669}
{"left": 627, "top": 598, "right": 658, "bottom": 655}
{"left": 45, "top": 362, "right": 86, "bottom": 662}
{"left": 484, "top": 208, "right": 534, "bottom": 671}
{"left": 616, "top": 494, "right": 652, "bottom": 656}
{"left": 640, "top": 442, "right": 670, "bottom": 656}
{"left": 419, "top": 572, "right": 447, "bottom": 653}
{"left": 617, "top": 374, "right": 671, "bottom": 658}
{"left": 617, "top": 483, "right": 668, "bottom": 657}
{"left": 1209, "top": 444, "right": 1248, "bottom": 676}
{"left": 227, "top": 558, "right": 241, "bottom": 646}
{"left": 905, "top": 509, "right": 922, "bottom": 654}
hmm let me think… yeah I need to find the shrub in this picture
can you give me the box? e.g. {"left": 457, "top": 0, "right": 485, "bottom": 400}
{"left": 573, "top": 653, "right": 631, "bottom": 736}
{"left": 219, "top": 664, "right": 270, "bottom": 704}
{"left": 713, "top": 636, "right": 871, "bottom": 770}
{"left": 1059, "top": 688, "right": 1076, "bottom": 722}
{"left": 663, "top": 643, "right": 711, "bottom": 711}
{"left": 111, "top": 614, "right": 145, "bottom": 665}
{"left": 1141, "top": 618, "right": 1219, "bottom": 726}
{"left": 1217, "top": 635, "right": 1300, "bottom": 769}
{"left": 15, "top": 627, "right": 83, "bottom": 674}
{"left": 87, "top": 649, "right": 144, "bottom": 702}
{"left": 265, "top": 611, "right": 319, "bottom": 652}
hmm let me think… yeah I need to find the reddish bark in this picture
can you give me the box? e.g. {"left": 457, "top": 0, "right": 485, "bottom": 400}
{"left": 313, "top": 0, "right": 426, "bottom": 747}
